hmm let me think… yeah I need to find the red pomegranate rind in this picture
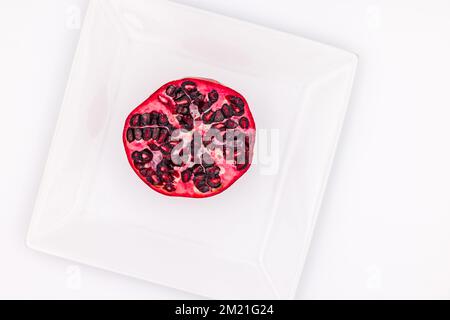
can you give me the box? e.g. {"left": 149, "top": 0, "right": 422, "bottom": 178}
{"left": 123, "top": 78, "right": 256, "bottom": 198}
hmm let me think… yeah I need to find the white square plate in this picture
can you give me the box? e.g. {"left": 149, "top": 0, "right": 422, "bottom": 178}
{"left": 27, "top": 0, "right": 357, "bottom": 299}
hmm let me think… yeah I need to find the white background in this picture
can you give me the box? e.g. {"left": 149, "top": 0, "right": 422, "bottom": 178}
{"left": 1, "top": 0, "right": 449, "bottom": 299}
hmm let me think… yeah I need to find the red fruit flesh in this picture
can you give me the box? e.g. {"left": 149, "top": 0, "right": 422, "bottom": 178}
{"left": 123, "top": 78, "right": 256, "bottom": 198}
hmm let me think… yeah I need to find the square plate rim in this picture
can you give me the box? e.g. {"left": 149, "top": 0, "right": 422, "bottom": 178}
{"left": 27, "top": 0, "right": 358, "bottom": 299}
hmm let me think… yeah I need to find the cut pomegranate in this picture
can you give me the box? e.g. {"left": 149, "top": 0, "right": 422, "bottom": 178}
{"left": 123, "top": 78, "right": 256, "bottom": 198}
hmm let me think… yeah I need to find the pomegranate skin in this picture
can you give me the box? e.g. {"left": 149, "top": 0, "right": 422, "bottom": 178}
{"left": 123, "top": 78, "right": 256, "bottom": 198}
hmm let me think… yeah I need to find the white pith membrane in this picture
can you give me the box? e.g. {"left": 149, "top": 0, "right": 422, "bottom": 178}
{"left": 124, "top": 79, "right": 255, "bottom": 198}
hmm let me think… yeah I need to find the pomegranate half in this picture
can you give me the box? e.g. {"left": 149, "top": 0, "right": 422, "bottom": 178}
{"left": 123, "top": 78, "right": 256, "bottom": 198}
